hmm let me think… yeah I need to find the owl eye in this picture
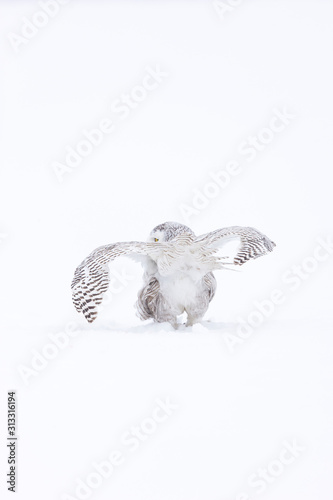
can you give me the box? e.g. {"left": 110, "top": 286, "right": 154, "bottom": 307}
{"left": 154, "top": 238, "right": 159, "bottom": 242}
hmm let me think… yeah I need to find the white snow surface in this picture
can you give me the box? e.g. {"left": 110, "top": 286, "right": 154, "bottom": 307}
{"left": 1, "top": 1, "right": 333, "bottom": 499}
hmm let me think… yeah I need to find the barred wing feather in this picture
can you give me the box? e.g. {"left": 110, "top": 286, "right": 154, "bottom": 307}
{"left": 71, "top": 236, "right": 194, "bottom": 323}
{"left": 195, "top": 226, "right": 276, "bottom": 266}
{"left": 71, "top": 242, "right": 150, "bottom": 323}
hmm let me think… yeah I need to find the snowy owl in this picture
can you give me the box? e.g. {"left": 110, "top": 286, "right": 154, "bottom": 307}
{"left": 71, "top": 222, "right": 275, "bottom": 327}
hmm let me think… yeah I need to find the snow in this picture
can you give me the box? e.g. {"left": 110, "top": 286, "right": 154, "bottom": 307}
{"left": 4, "top": 318, "right": 333, "bottom": 499}
{"left": 1, "top": 1, "right": 333, "bottom": 499}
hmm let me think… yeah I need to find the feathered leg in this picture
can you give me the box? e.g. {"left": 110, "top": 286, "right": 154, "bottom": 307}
{"left": 185, "top": 272, "right": 217, "bottom": 326}
{"left": 136, "top": 277, "right": 178, "bottom": 328}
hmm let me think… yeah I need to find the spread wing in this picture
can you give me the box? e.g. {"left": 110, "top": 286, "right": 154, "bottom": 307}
{"left": 71, "top": 235, "right": 193, "bottom": 323}
{"left": 194, "top": 226, "right": 276, "bottom": 266}
{"left": 71, "top": 242, "right": 152, "bottom": 323}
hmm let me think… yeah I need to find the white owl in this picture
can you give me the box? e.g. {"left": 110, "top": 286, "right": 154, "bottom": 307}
{"left": 71, "top": 222, "right": 275, "bottom": 327}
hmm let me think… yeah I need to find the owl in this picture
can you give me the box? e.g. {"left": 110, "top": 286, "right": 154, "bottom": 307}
{"left": 71, "top": 222, "right": 275, "bottom": 327}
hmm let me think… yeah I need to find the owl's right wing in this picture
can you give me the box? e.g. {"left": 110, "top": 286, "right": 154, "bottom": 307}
{"left": 194, "top": 226, "right": 276, "bottom": 267}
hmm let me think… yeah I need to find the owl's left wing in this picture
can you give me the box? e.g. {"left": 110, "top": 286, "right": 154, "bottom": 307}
{"left": 194, "top": 226, "right": 276, "bottom": 266}
{"left": 71, "top": 242, "right": 155, "bottom": 323}
{"left": 71, "top": 236, "right": 192, "bottom": 323}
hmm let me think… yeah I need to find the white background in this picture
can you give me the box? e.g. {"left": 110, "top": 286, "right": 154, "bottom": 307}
{"left": 1, "top": 1, "right": 333, "bottom": 499}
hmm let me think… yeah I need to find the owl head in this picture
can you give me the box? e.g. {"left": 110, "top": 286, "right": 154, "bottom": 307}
{"left": 148, "top": 221, "right": 195, "bottom": 243}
